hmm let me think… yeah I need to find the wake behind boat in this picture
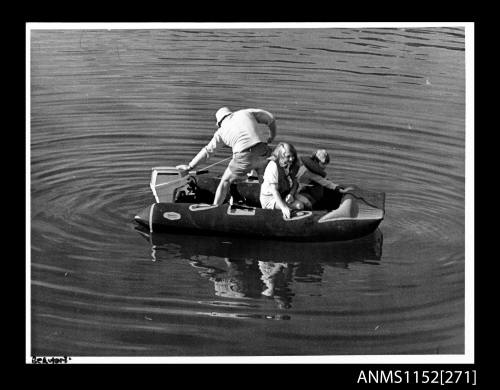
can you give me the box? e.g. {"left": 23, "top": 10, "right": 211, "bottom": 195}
{"left": 134, "top": 167, "right": 385, "bottom": 241}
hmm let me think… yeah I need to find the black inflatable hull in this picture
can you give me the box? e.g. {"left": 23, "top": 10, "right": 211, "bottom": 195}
{"left": 135, "top": 201, "right": 384, "bottom": 242}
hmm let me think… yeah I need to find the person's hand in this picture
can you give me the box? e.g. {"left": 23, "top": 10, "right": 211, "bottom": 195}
{"left": 285, "top": 194, "right": 294, "bottom": 203}
{"left": 176, "top": 164, "right": 191, "bottom": 177}
{"left": 281, "top": 205, "right": 292, "bottom": 219}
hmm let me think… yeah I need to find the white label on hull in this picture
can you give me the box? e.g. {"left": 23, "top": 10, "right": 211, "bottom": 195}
{"left": 163, "top": 212, "right": 181, "bottom": 220}
{"left": 189, "top": 204, "right": 219, "bottom": 211}
{"left": 227, "top": 205, "right": 256, "bottom": 216}
{"left": 283, "top": 211, "right": 313, "bottom": 221}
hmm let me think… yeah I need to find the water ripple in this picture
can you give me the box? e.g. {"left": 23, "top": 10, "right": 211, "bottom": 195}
{"left": 30, "top": 27, "right": 466, "bottom": 356}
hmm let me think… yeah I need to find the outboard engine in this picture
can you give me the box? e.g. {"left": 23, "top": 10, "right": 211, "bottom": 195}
{"left": 150, "top": 167, "right": 195, "bottom": 203}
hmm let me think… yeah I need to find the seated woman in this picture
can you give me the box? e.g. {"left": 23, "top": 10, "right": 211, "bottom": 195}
{"left": 295, "top": 149, "right": 353, "bottom": 210}
{"left": 259, "top": 143, "right": 304, "bottom": 219}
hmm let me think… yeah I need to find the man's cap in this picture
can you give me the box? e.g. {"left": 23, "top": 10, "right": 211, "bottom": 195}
{"left": 215, "top": 107, "right": 232, "bottom": 126}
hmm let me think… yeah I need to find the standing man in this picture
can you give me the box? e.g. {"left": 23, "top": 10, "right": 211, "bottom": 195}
{"left": 176, "top": 107, "right": 277, "bottom": 205}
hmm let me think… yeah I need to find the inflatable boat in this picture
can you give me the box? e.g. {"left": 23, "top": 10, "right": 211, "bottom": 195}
{"left": 134, "top": 167, "right": 385, "bottom": 241}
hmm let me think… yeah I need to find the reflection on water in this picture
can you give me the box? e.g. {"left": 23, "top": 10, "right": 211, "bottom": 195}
{"left": 136, "top": 228, "right": 383, "bottom": 311}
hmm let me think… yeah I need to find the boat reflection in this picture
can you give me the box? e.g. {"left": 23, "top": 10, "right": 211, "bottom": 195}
{"left": 135, "top": 228, "right": 383, "bottom": 309}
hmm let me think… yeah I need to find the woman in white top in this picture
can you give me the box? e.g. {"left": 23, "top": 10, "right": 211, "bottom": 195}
{"left": 260, "top": 143, "right": 305, "bottom": 219}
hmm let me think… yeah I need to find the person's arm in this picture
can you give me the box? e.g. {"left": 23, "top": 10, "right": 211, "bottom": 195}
{"left": 250, "top": 109, "right": 277, "bottom": 143}
{"left": 306, "top": 170, "right": 356, "bottom": 193}
{"left": 291, "top": 176, "right": 299, "bottom": 196}
{"left": 187, "top": 148, "right": 209, "bottom": 170}
{"left": 176, "top": 132, "right": 222, "bottom": 172}
{"left": 306, "top": 170, "right": 339, "bottom": 190}
{"left": 267, "top": 120, "right": 277, "bottom": 143}
{"left": 286, "top": 177, "right": 299, "bottom": 203}
{"left": 270, "top": 184, "right": 291, "bottom": 219}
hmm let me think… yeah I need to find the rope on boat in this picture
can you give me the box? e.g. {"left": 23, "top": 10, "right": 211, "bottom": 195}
{"left": 199, "top": 156, "right": 232, "bottom": 171}
{"left": 343, "top": 191, "right": 381, "bottom": 210}
{"left": 154, "top": 157, "right": 232, "bottom": 189}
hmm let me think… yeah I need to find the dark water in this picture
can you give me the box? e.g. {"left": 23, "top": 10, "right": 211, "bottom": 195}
{"left": 29, "top": 26, "right": 467, "bottom": 358}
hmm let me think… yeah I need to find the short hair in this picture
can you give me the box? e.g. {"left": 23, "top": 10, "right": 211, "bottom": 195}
{"left": 312, "top": 149, "right": 330, "bottom": 164}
